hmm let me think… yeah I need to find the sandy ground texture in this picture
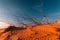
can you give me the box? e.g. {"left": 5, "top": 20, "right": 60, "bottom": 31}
{"left": 0, "top": 21, "right": 60, "bottom": 40}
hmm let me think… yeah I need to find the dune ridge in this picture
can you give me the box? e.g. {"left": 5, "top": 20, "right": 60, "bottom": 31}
{"left": 0, "top": 20, "right": 60, "bottom": 40}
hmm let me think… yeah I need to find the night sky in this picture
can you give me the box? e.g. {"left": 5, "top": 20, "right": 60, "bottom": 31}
{"left": 0, "top": 0, "right": 60, "bottom": 25}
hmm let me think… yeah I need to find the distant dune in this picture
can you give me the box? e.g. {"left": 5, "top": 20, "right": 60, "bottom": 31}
{"left": 0, "top": 21, "right": 60, "bottom": 40}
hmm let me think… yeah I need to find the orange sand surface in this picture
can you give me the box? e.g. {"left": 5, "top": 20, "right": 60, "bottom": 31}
{"left": 0, "top": 21, "right": 60, "bottom": 40}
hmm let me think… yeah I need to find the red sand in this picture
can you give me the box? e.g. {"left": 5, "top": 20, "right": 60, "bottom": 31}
{"left": 0, "top": 21, "right": 60, "bottom": 40}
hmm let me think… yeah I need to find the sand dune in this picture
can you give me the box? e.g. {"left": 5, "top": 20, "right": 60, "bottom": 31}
{"left": 0, "top": 21, "right": 60, "bottom": 40}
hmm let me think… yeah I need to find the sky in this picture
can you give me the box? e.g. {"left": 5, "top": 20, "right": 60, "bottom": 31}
{"left": 0, "top": 0, "right": 60, "bottom": 25}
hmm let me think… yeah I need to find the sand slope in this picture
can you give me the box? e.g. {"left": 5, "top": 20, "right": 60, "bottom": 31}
{"left": 0, "top": 21, "right": 60, "bottom": 40}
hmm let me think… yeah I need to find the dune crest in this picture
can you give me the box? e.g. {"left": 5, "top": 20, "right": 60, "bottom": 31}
{"left": 0, "top": 20, "right": 60, "bottom": 40}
